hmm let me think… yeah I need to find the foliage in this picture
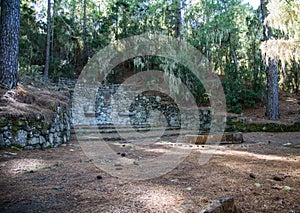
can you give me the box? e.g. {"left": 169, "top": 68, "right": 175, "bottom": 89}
{"left": 15, "top": 0, "right": 299, "bottom": 113}
{"left": 260, "top": 0, "right": 300, "bottom": 92}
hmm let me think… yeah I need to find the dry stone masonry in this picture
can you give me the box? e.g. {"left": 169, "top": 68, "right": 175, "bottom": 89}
{"left": 3, "top": 78, "right": 297, "bottom": 150}
{"left": 73, "top": 83, "right": 213, "bottom": 131}
{"left": 0, "top": 105, "right": 71, "bottom": 150}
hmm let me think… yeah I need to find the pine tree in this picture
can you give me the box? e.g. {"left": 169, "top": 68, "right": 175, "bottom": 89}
{"left": 0, "top": 0, "right": 21, "bottom": 89}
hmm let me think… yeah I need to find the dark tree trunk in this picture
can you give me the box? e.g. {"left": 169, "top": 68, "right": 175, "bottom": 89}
{"left": 0, "top": 0, "right": 20, "bottom": 89}
{"left": 266, "top": 60, "right": 279, "bottom": 120}
{"left": 44, "top": 0, "right": 51, "bottom": 80}
{"left": 261, "top": 0, "right": 279, "bottom": 120}
{"left": 51, "top": 0, "right": 56, "bottom": 59}
{"left": 174, "top": 0, "right": 182, "bottom": 39}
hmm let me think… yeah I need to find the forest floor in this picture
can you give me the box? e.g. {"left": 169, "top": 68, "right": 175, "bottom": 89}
{"left": 0, "top": 84, "right": 299, "bottom": 212}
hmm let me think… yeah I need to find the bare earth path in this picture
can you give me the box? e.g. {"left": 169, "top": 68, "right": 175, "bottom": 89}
{"left": 0, "top": 131, "right": 299, "bottom": 212}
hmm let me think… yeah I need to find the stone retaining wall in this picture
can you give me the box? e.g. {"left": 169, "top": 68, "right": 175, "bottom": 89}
{"left": 72, "top": 83, "right": 213, "bottom": 130}
{"left": 0, "top": 105, "right": 71, "bottom": 150}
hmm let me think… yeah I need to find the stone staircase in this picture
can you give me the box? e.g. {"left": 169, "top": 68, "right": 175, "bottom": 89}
{"left": 73, "top": 124, "right": 199, "bottom": 143}
{"left": 73, "top": 124, "right": 243, "bottom": 145}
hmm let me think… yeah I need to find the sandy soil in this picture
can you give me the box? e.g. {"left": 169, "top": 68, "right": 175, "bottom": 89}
{"left": 0, "top": 131, "right": 299, "bottom": 213}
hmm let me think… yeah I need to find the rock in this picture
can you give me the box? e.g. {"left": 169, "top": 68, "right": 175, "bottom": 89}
{"left": 185, "top": 132, "right": 243, "bottom": 145}
{"left": 0, "top": 117, "right": 8, "bottom": 127}
{"left": 49, "top": 133, "right": 54, "bottom": 144}
{"left": 63, "top": 135, "right": 67, "bottom": 143}
{"left": 39, "top": 136, "right": 46, "bottom": 144}
{"left": 35, "top": 113, "right": 42, "bottom": 121}
{"left": 272, "top": 184, "right": 283, "bottom": 190}
{"left": 16, "top": 130, "right": 28, "bottom": 147}
{"left": 273, "top": 175, "right": 287, "bottom": 181}
{"left": 0, "top": 134, "right": 4, "bottom": 146}
{"left": 4, "top": 139, "right": 11, "bottom": 146}
{"left": 50, "top": 127, "right": 56, "bottom": 133}
{"left": 25, "top": 146, "right": 34, "bottom": 150}
{"left": 28, "top": 137, "right": 39, "bottom": 145}
{"left": 4, "top": 131, "right": 12, "bottom": 139}
{"left": 53, "top": 186, "right": 63, "bottom": 191}
{"left": 156, "top": 96, "right": 161, "bottom": 102}
{"left": 42, "top": 140, "right": 51, "bottom": 149}
{"left": 96, "top": 175, "right": 103, "bottom": 180}
{"left": 249, "top": 173, "right": 256, "bottom": 179}
{"left": 200, "top": 197, "right": 241, "bottom": 213}
{"left": 232, "top": 132, "right": 243, "bottom": 143}
{"left": 5, "top": 152, "right": 17, "bottom": 156}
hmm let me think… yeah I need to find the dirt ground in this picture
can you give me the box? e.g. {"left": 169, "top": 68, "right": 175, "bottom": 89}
{"left": 0, "top": 86, "right": 299, "bottom": 212}
{"left": 0, "top": 131, "right": 299, "bottom": 213}
{"left": 241, "top": 91, "right": 300, "bottom": 125}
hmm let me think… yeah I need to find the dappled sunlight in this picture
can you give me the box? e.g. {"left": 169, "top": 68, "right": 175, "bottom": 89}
{"left": 286, "top": 97, "right": 298, "bottom": 103}
{"left": 211, "top": 149, "right": 300, "bottom": 162}
{"left": 133, "top": 185, "right": 184, "bottom": 211}
{"left": 2, "top": 158, "right": 48, "bottom": 176}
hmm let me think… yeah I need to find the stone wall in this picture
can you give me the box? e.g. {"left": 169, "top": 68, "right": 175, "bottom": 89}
{"left": 0, "top": 105, "right": 72, "bottom": 150}
{"left": 72, "top": 83, "right": 213, "bottom": 131}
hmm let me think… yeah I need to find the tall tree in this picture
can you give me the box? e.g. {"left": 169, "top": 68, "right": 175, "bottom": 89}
{"left": 44, "top": 0, "right": 51, "bottom": 80}
{"left": 261, "top": 0, "right": 279, "bottom": 120}
{"left": 83, "top": 0, "right": 87, "bottom": 42}
{"left": 174, "top": 0, "right": 183, "bottom": 39}
{"left": 0, "top": 0, "right": 21, "bottom": 89}
{"left": 261, "top": 0, "right": 300, "bottom": 92}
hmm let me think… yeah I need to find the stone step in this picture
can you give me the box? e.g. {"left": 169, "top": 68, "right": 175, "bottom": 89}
{"left": 74, "top": 125, "right": 181, "bottom": 134}
{"left": 76, "top": 129, "right": 199, "bottom": 142}
{"left": 185, "top": 132, "right": 243, "bottom": 144}
{"left": 74, "top": 124, "right": 164, "bottom": 130}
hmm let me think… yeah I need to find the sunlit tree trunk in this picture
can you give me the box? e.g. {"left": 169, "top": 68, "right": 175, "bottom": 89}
{"left": 230, "top": 40, "right": 239, "bottom": 79}
{"left": 0, "top": 0, "right": 20, "bottom": 89}
{"left": 261, "top": 0, "right": 279, "bottom": 120}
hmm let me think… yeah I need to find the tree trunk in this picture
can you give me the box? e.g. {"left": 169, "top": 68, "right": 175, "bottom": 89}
{"left": 261, "top": 0, "right": 279, "bottom": 120}
{"left": 44, "top": 0, "right": 51, "bottom": 80}
{"left": 266, "top": 60, "right": 279, "bottom": 120}
{"left": 51, "top": 0, "right": 56, "bottom": 59}
{"left": 0, "top": 0, "right": 20, "bottom": 89}
{"left": 230, "top": 45, "right": 238, "bottom": 79}
{"left": 83, "top": 0, "right": 87, "bottom": 42}
{"left": 174, "top": 0, "right": 182, "bottom": 39}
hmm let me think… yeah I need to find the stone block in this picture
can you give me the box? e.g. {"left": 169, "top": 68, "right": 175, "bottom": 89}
{"left": 28, "top": 137, "right": 40, "bottom": 145}
{"left": 185, "top": 132, "right": 243, "bottom": 144}
{"left": 16, "top": 130, "right": 28, "bottom": 147}
{"left": 200, "top": 197, "right": 241, "bottom": 213}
